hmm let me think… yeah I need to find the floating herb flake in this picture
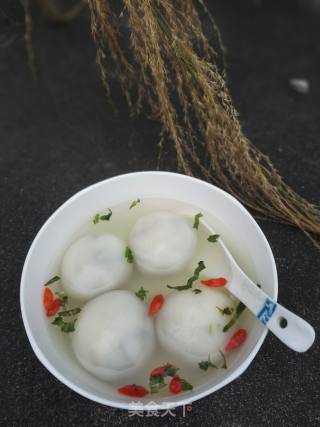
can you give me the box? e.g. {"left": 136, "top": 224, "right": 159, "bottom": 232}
{"left": 167, "top": 261, "right": 206, "bottom": 291}
{"left": 207, "top": 234, "right": 220, "bottom": 243}
{"left": 193, "top": 212, "right": 203, "bottom": 229}
{"left": 44, "top": 275, "right": 60, "bottom": 286}
{"left": 50, "top": 289, "right": 81, "bottom": 333}
{"left": 216, "top": 306, "right": 234, "bottom": 316}
{"left": 55, "top": 291, "right": 68, "bottom": 306}
{"left": 181, "top": 379, "right": 193, "bottom": 391}
{"left": 93, "top": 209, "right": 112, "bottom": 224}
{"left": 93, "top": 213, "right": 100, "bottom": 224}
{"left": 51, "top": 316, "right": 64, "bottom": 327}
{"left": 148, "top": 363, "right": 179, "bottom": 394}
{"left": 163, "top": 363, "right": 179, "bottom": 377}
{"left": 52, "top": 317, "right": 77, "bottom": 333}
{"left": 135, "top": 287, "right": 149, "bottom": 301}
{"left": 125, "top": 246, "right": 134, "bottom": 263}
{"left": 58, "top": 308, "right": 81, "bottom": 317}
{"left": 100, "top": 208, "right": 112, "bottom": 221}
{"left": 61, "top": 319, "right": 77, "bottom": 333}
{"left": 55, "top": 291, "right": 65, "bottom": 298}
{"left": 223, "top": 283, "right": 261, "bottom": 332}
{"left": 198, "top": 359, "right": 217, "bottom": 371}
{"left": 129, "top": 198, "right": 141, "bottom": 209}
{"left": 199, "top": 351, "right": 227, "bottom": 371}
{"left": 149, "top": 376, "right": 167, "bottom": 394}
{"left": 193, "top": 289, "right": 202, "bottom": 294}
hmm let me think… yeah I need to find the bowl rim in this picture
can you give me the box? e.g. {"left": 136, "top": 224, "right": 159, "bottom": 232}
{"left": 20, "top": 171, "right": 278, "bottom": 410}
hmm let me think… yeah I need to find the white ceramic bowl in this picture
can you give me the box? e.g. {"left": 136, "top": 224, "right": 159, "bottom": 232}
{"left": 20, "top": 171, "right": 277, "bottom": 410}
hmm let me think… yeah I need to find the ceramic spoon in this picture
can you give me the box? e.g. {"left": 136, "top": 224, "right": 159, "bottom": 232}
{"left": 202, "top": 221, "right": 315, "bottom": 352}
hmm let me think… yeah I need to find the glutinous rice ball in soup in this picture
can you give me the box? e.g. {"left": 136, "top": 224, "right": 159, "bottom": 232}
{"left": 72, "top": 290, "right": 155, "bottom": 382}
{"left": 156, "top": 288, "right": 236, "bottom": 364}
{"left": 61, "top": 234, "right": 132, "bottom": 301}
{"left": 129, "top": 211, "right": 197, "bottom": 275}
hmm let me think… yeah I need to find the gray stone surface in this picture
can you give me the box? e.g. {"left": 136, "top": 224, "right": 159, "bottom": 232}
{"left": 0, "top": 1, "right": 319, "bottom": 425}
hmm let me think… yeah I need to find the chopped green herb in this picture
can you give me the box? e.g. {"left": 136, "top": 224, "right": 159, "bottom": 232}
{"left": 164, "top": 363, "right": 179, "bottom": 377}
{"left": 129, "top": 198, "right": 141, "bottom": 209}
{"left": 44, "top": 275, "right": 60, "bottom": 286}
{"left": 93, "top": 209, "right": 112, "bottom": 224}
{"left": 100, "top": 208, "right": 112, "bottom": 221}
{"left": 50, "top": 290, "right": 81, "bottom": 333}
{"left": 149, "top": 376, "right": 167, "bottom": 394}
{"left": 181, "top": 379, "right": 193, "bottom": 391}
{"left": 55, "top": 291, "right": 69, "bottom": 306}
{"left": 61, "top": 320, "right": 76, "bottom": 333}
{"left": 223, "top": 283, "right": 262, "bottom": 332}
{"left": 223, "top": 302, "right": 246, "bottom": 332}
{"left": 58, "top": 308, "right": 81, "bottom": 317}
{"left": 125, "top": 246, "right": 134, "bottom": 263}
{"left": 193, "top": 289, "right": 202, "bottom": 294}
{"left": 167, "top": 261, "right": 206, "bottom": 291}
{"left": 52, "top": 316, "right": 77, "bottom": 332}
{"left": 198, "top": 351, "right": 227, "bottom": 371}
{"left": 51, "top": 316, "right": 64, "bottom": 327}
{"left": 55, "top": 291, "right": 65, "bottom": 298}
{"left": 93, "top": 213, "right": 100, "bottom": 224}
{"left": 193, "top": 212, "right": 203, "bottom": 229}
{"left": 60, "top": 296, "right": 68, "bottom": 306}
{"left": 208, "top": 323, "right": 213, "bottom": 335}
{"left": 135, "top": 287, "right": 149, "bottom": 301}
{"left": 148, "top": 363, "right": 179, "bottom": 393}
{"left": 198, "top": 359, "right": 216, "bottom": 371}
{"left": 51, "top": 317, "right": 76, "bottom": 333}
{"left": 207, "top": 234, "right": 220, "bottom": 243}
{"left": 216, "top": 306, "right": 234, "bottom": 316}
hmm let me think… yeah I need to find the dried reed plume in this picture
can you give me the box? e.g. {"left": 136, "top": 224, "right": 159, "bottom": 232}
{"left": 31, "top": 1, "right": 320, "bottom": 239}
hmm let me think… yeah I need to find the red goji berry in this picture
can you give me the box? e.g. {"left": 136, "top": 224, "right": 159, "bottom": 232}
{"left": 148, "top": 294, "right": 165, "bottom": 316}
{"left": 43, "top": 288, "right": 53, "bottom": 307}
{"left": 118, "top": 384, "right": 149, "bottom": 398}
{"left": 169, "top": 375, "right": 182, "bottom": 394}
{"left": 150, "top": 366, "right": 166, "bottom": 378}
{"left": 225, "top": 328, "right": 247, "bottom": 352}
{"left": 201, "top": 278, "right": 228, "bottom": 287}
{"left": 45, "top": 298, "right": 61, "bottom": 317}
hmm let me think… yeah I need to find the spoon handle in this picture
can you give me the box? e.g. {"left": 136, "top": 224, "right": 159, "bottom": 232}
{"left": 227, "top": 275, "right": 315, "bottom": 352}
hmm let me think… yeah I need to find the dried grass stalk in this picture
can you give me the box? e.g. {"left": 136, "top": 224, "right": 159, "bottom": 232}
{"left": 91, "top": 0, "right": 318, "bottom": 239}
{"left": 22, "top": 0, "right": 36, "bottom": 79}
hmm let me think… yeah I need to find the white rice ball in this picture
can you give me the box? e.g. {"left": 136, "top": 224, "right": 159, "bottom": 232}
{"left": 61, "top": 234, "right": 132, "bottom": 301}
{"left": 129, "top": 211, "right": 197, "bottom": 275}
{"left": 156, "top": 288, "right": 235, "bottom": 364}
{"left": 72, "top": 290, "right": 155, "bottom": 382}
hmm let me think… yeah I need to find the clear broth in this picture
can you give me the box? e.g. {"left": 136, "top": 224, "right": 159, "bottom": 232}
{"left": 46, "top": 197, "right": 257, "bottom": 393}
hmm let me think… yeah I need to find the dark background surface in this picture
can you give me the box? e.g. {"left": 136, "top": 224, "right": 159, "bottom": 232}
{"left": 1, "top": 1, "right": 319, "bottom": 425}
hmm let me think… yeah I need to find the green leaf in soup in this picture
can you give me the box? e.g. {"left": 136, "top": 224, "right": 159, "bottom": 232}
{"left": 125, "top": 246, "right": 134, "bottom": 263}
{"left": 167, "top": 261, "right": 205, "bottom": 291}
{"left": 44, "top": 275, "right": 60, "bottom": 286}
{"left": 135, "top": 287, "right": 149, "bottom": 301}
{"left": 193, "top": 212, "right": 203, "bottom": 229}
{"left": 100, "top": 209, "right": 112, "bottom": 221}
{"left": 207, "top": 234, "right": 220, "bottom": 243}
{"left": 129, "top": 199, "right": 141, "bottom": 209}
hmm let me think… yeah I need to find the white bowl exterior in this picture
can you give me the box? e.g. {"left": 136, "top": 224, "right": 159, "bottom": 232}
{"left": 20, "top": 171, "right": 278, "bottom": 410}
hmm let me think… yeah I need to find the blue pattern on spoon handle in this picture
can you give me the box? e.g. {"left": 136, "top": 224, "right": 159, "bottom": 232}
{"left": 257, "top": 298, "right": 277, "bottom": 325}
